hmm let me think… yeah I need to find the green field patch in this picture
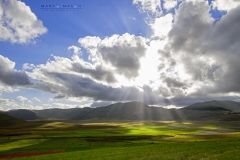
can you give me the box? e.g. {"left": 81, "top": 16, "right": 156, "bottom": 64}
{"left": 0, "top": 139, "right": 47, "bottom": 152}
{"left": 200, "top": 125, "right": 219, "bottom": 130}
{"left": 1, "top": 121, "right": 240, "bottom": 159}
{"left": 14, "top": 141, "right": 240, "bottom": 160}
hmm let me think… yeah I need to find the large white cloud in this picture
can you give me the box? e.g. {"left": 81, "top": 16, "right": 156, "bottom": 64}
{"left": 166, "top": 1, "right": 240, "bottom": 99}
{"left": 21, "top": 49, "right": 169, "bottom": 105}
{"left": 0, "top": 0, "right": 47, "bottom": 43}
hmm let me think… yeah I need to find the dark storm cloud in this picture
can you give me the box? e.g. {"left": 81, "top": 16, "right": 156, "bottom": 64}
{"left": 0, "top": 55, "right": 32, "bottom": 86}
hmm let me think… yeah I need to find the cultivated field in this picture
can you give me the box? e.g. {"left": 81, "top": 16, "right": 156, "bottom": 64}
{"left": 1, "top": 120, "right": 240, "bottom": 159}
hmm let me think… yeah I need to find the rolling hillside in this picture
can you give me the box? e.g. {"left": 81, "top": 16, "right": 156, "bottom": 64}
{"left": 0, "top": 112, "right": 24, "bottom": 127}
{"left": 5, "top": 109, "right": 41, "bottom": 120}
{"left": 70, "top": 101, "right": 237, "bottom": 121}
{"left": 24, "top": 100, "right": 240, "bottom": 121}
{"left": 72, "top": 101, "right": 158, "bottom": 120}
{"left": 186, "top": 100, "right": 240, "bottom": 111}
{"left": 34, "top": 107, "right": 93, "bottom": 120}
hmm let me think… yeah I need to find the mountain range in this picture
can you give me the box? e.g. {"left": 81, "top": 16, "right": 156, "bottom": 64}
{"left": 2, "top": 100, "right": 240, "bottom": 121}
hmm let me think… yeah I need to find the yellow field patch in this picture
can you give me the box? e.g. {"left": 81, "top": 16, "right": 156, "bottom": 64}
{"left": 37, "top": 122, "right": 75, "bottom": 129}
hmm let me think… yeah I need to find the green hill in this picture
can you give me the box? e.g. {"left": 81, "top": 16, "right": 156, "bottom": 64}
{"left": 72, "top": 102, "right": 184, "bottom": 120}
{"left": 183, "top": 105, "right": 230, "bottom": 111}
{"left": 0, "top": 112, "right": 24, "bottom": 127}
{"left": 74, "top": 101, "right": 240, "bottom": 121}
{"left": 34, "top": 101, "right": 233, "bottom": 121}
{"left": 5, "top": 109, "right": 41, "bottom": 120}
{"left": 186, "top": 100, "right": 240, "bottom": 111}
{"left": 72, "top": 101, "right": 150, "bottom": 120}
{"left": 34, "top": 107, "right": 93, "bottom": 120}
{"left": 14, "top": 100, "right": 240, "bottom": 121}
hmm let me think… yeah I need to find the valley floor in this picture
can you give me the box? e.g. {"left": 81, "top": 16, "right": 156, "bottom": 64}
{"left": 1, "top": 120, "right": 240, "bottom": 159}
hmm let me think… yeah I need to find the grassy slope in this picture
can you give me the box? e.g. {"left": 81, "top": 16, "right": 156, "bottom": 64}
{"left": 15, "top": 141, "right": 240, "bottom": 160}
{"left": 0, "top": 121, "right": 240, "bottom": 160}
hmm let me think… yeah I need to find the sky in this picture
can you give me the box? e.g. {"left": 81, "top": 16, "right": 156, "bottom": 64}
{"left": 0, "top": 0, "right": 240, "bottom": 110}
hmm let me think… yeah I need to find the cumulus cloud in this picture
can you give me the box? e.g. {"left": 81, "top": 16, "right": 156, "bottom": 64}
{"left": 17, "top": 96, "right": 27, "bottom": 102}
{"left": 163, "top": 0, "right": 178, "bottom": 11}
{"left": 23, "top": 63, "right": 35, "bottom": 71}
{"left": 79, "top": 35, "right": 147, "bottom": 83}
{"left": 169, "top": 1, "right": 213, "bottom": 53}
{"left": 165, "top": 1, "right": 240, "bottom": 99}
{"left": 68, "top": 45, "right": 81, "bottom": 55}
{"left": 71, "top": 57, "right": 117, "bottom": 83}
{"left": 0, "top": 0, "right": 47, "bottom": 43}
{"left": 28, "top": 53, "right": 116, "bottom": 84}
{"left": 78, "top": 36, "right": 101, "bottom": 63}
{"left": 98, "top": 34, "right": 147, "bottom": 78}
{"left": 212, "top": 0, "right": 240, "bottom": 11}
{"left": 150, "top": 13, "right": 173, "bottom": 39}
{"left": 0, "top": 98, "right": 18, "bottom": 110}
{"left": 133, "top": 0, "right": 161, "bottom": 16}
{"left": 79, "top": 33, "right": 147, "bottom": 79}
{"left": 0, "top": 55, "right": 32, "bottom": 86}
{"left": 203, "top": 6, "right": 240, "bottom": 93}
{"left": 0, "top": 83, "right": 19, "bottom": 95}
{"left": 33, "top": 97, "right": 42, "bottom": 102}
